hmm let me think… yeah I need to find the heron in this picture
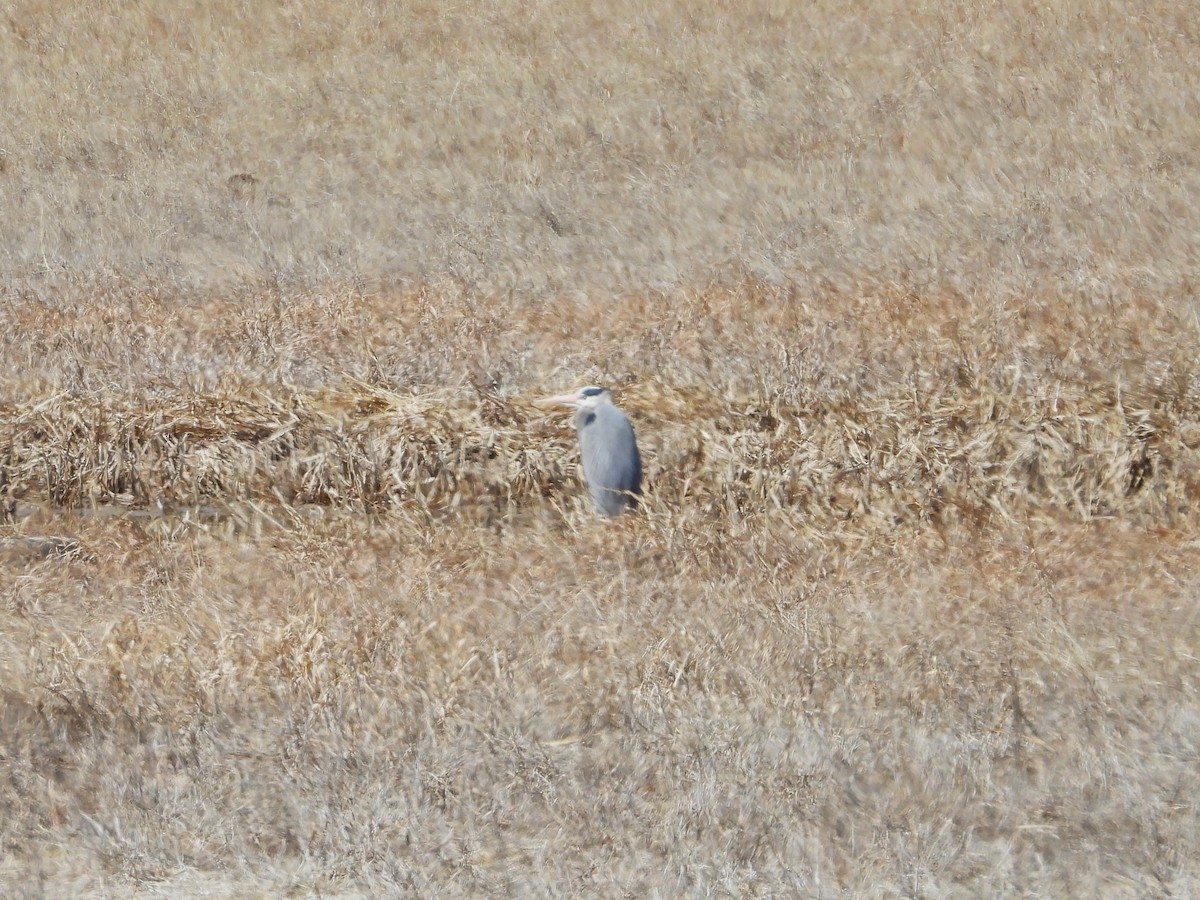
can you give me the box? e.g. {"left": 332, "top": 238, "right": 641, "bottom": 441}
{"left": 539, "top": 386, "right": 642, "bottom": 517}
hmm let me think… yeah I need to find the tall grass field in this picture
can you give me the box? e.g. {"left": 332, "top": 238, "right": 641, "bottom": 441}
{"left": 2, "top": 2, "right": 1199, "bottom": 895}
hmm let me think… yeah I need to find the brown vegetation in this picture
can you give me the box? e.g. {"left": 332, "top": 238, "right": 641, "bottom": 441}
{"left": 2, "top": 1, "right": 1199, "bottom": 896}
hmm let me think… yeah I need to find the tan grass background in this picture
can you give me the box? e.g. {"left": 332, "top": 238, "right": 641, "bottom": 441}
{"left": 2, "top": 1, "right": 1200, "bottom": 896}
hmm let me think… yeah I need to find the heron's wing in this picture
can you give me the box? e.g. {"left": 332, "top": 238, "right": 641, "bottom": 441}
{"left": 578, "top": 405, "right": 642, "bottom": 515}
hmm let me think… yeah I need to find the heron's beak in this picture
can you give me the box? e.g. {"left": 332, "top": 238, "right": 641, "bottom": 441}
{"left": 535, "top": 391, "right": 582, "bottom": 409}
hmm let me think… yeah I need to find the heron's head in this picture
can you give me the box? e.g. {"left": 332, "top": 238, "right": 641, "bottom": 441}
{"left": 537, "top": 386, "right": 613, "bottom": 410}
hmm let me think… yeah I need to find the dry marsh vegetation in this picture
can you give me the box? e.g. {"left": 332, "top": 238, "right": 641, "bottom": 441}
{"left": 2, "top": 1, "right": 1200, "bottom": 897}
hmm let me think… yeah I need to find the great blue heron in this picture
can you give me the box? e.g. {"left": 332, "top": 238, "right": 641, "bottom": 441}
{"left": 540, "top": 386, "right": 642, "bottom": 516}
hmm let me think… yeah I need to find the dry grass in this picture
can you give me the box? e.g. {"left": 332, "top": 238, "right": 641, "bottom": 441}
{"left": 2, "top": 0, "right": 1198, "bottom": 298}
{"left": 2, "top": 1, "right": 1200, "bottom": 897}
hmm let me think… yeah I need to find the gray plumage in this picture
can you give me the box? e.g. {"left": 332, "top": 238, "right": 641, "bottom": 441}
{"left": 541, "top": 386, "right": 642, "bottom": 516}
